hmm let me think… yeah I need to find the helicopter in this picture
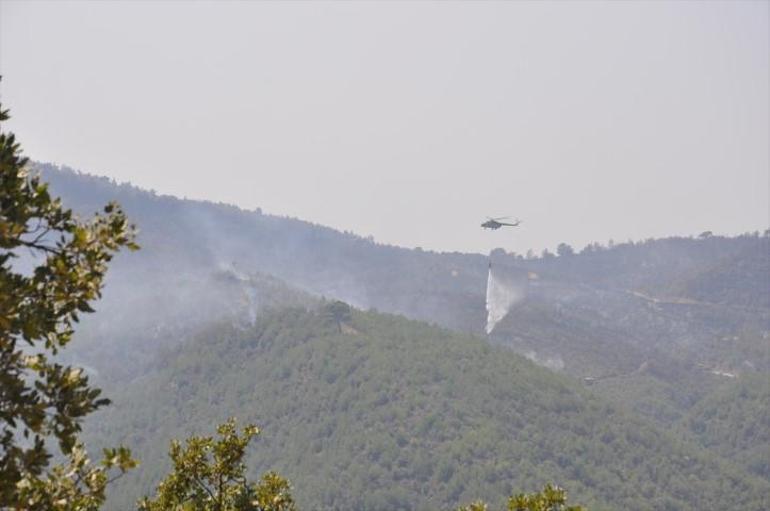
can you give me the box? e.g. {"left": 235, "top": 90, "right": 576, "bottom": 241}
{"left": 481, "top": 216, "right": 521, "bottom": 230}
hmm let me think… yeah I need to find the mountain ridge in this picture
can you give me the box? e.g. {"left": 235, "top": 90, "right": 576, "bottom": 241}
{"left": 38, "top": 162, "right": 770, "bottom": 509}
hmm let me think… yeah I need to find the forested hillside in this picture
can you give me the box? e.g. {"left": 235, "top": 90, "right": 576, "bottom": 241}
{"left": 63, "top": 268, "right": 317, "bottom": 381}
{"left": 489, "top": 273, "right": 769, "bottom": 426}
{"left": 39, "top": 162, "right": 769, "bottom": 351}
{"left": 38, "top": 163, "right": 770, "bottom": 510}
{"left": 37, "top": 163, "right": 489, "bottom": 334}
{"left": 3, "top": 2, "right": 766, "bottom": 507}
{"left": 86, "top": 306, "right": 769, "bottom": 511}
{"left": 678, "top": 373, "right": 770, "bottom": 480}
{"left": 666, "top": 242, "right": 770, "bottom": 309}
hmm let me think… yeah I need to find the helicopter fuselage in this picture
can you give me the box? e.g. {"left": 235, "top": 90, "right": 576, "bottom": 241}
{"left": 481, "top": 220, "right": 504, "bottom": 229}
{"left": 481, "top": 219, "right": 519, "bottom": 230}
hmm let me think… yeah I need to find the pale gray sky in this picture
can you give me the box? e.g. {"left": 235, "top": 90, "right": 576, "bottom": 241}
{"left": 1, "top": 0, "right": 767, "bottom": 254}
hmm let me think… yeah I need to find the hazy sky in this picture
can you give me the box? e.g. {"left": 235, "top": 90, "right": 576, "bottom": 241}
{"left": 1, "top": 1, "right": 767, "bottom": 254}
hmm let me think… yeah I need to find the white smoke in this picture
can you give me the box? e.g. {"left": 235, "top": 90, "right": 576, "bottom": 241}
{"left": 217, "top": 262, "right": 261, "bottom": 325}
{"left": 485, "top": 265, "right": 524, "bottom": 334}
{"left": 243, "top": 286, "right": 259, "bottom": 325}
{"left": 523, "top": 350, "right": 565, "bottom": 371}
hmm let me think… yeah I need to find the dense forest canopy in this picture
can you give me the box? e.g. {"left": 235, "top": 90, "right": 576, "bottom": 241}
{"left": 1, "top": 160, "right": 766, "bottom": 510}
{"left": 86, "top": 306, "right": 769, "bottom": 510}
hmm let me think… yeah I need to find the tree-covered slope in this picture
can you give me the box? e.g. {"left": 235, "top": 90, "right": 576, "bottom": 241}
{"left": 36, "top": 162, "right": 489, "bottom": 333}
{"left": 665, "top": 239, "right": 770, "bottom": 310}
{"left": 39, "top": 162, "right": 767, "bottom": 340}
{"left": 86, "top": 306, "right": 769, "bottom": 511}
{"left": 488, "top": 275, "right": 768, "bottom": 426}
{"left": 39, "top": 163, "right": 770, "bottom": 501}
{"left": 62, "top": 268, "right": 316, "bottom": 381}
{"left": 678, "top": 373, "right": 770, "bottom": 480}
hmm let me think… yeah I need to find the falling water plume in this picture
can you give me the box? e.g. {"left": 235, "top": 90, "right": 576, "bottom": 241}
{"left": 485, "top": 264, "right": 524, "bottom": 334}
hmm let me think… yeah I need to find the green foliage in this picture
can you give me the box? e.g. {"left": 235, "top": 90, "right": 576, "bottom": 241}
{"left": 457, "top": 502, "right": 489, "bottom": 511}
{"left": 139, "top": 418, "right": 295, "bottom": 511}
{"left": 555, "top": 244, "right": 574, "bottom": 257}
{"left": 458, "top": 484, "right": 585, "bottom": 511}
{"left": 15, "top": 444, "right": 136, "bottom": 511}
{"left": 664, "top": 239, "right": 770, "bottom": 309}
{"left": 87, "top": 307, "right": 769, "bottom": 510}
{"left": 30, "top": 154, "right": 770, "bottom": 510}
{"left": 323, "top": 300, "right": 352, "bottom": 332}
{"left": 0, "top": 100, "right": 138, "bottom": 508}
{"left": 508, "top": 484, "right": 583, "bottom": 511}
{"left": 678, "top": 374, "right": 770, "bottom": 480}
